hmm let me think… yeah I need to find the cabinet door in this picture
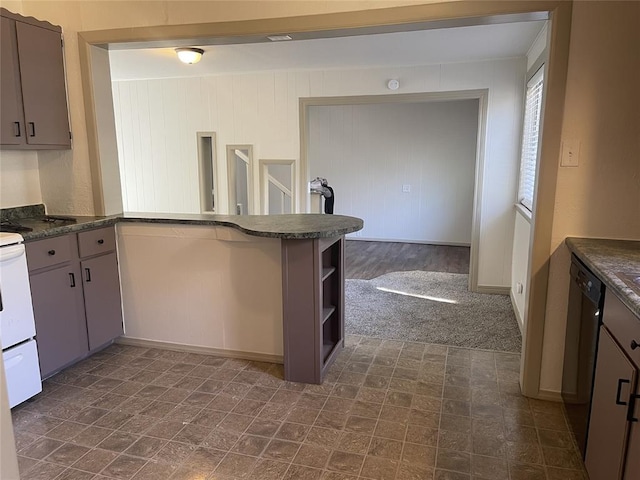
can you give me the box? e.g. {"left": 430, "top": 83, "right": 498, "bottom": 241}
{"left": 15, "top": 21, "right": 70, "bottom": 147}
{"left": 586, "top": 327, "right": 637, "bottom": 480}
{"left": 30, "top": 264, "right": 88, "bottom": 378}
{"left": 0, "top": 17, "right": 24, "bottom": 146}
{"left": 624, "top": 381, "right": 640, "bottom": 479}
{"left": 81, "top": 253, "right": 123, "bottom": 350}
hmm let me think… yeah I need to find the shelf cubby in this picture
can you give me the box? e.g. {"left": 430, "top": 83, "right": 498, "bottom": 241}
{"left": 282, "top": 235, "right": 344, "bottom": 384}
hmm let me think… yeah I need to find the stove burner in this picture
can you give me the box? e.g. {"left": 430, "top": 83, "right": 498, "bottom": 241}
{"left": 0, "top": 220, "right": 33, "bottom": 233}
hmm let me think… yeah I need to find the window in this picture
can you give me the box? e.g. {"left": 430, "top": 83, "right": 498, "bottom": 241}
{"left": 518, "top": 66, "right": 544, "bottom": 212}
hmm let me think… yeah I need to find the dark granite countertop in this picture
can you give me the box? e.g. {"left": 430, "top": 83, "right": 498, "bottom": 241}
{"left": 566, "top": 237, "right": 640, "bottom": 318}
{"left": 2, "top": 212, "right": 364, "bottom": 241}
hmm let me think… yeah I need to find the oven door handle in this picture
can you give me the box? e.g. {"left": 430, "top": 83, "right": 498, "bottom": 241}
{"left": 0, "top": 244, "right": 25, "bottom": 262}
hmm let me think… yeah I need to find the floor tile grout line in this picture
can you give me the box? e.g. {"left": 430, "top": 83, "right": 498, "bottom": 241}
{"left": 12, "top": 339, "right": 589, "bottom": 480}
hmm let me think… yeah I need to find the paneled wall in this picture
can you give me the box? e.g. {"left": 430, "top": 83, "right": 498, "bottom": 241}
{"left": 112, "top": 57, "right": 525, "bottom": 288}
{"left": 308, "top": 101, "right": 478, "bottom": 244}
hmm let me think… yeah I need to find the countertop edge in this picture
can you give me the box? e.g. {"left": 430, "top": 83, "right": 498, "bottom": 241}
{"left": 17, "top": 214, "right": 364, "bottom": 241}
{"left": 565, "top": 237, "right": 640, "bottom": 318}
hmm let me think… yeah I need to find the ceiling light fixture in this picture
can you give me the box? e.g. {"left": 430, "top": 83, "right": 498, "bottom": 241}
{"left": 267, "top": 34, "right": 292, "bottom": 42}
{"left": 175, "top": 48, "right": 204, "bottom": 64}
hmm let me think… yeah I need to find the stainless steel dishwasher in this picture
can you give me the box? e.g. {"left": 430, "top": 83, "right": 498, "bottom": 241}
{"left": 562, "top": 254, "right": 606, "bottom": 457}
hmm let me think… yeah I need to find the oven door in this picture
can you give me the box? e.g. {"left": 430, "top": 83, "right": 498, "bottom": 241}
{"left": 0, "top": 243, "right": 36, "bottom": 348}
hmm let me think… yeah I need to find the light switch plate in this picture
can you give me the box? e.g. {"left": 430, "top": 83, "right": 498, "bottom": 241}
{"left": 561, "top": 139, "right": 580, "bottom": 167}
{"left": 402, "top": 184, "right": 411, "bottom": 193}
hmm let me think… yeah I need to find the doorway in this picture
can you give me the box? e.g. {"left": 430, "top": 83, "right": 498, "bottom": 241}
{"left": 301, "top": 92, "right": 486, "bottom": 291}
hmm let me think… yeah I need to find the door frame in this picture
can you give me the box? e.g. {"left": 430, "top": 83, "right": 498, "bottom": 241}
{"left": 300, "top": 91, "right": 487, "bottom": 292}
{"left": 77, "top": 1, "right": 573, "bottom": 398}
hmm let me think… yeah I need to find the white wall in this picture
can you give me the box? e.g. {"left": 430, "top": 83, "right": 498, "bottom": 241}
{"left": 308, "top": 101, "right": 478, "bottom": 244}
{"left": 539, "top": 2, "right": 640, "bottom": 395}
{"left": 113, "top": 56, "right": 525, "bottom": 288}
{"left": 0, "top": 151, "right": 41, "bottom": 209}
{"left": 117, "top": 223, "right": 283, "bottom": 357}
{"left": 509, "top": 24, "right": 547, "bottom": 332}
{"left": 511, "top": 209, "right": 531, "bottom": 330}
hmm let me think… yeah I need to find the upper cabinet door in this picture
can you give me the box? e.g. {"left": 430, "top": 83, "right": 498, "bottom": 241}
{"left": 15, "top": 21, "right": 70, "bottom": 147}
{"left": 0, "top": 17, "right": 24, "bottom": 146}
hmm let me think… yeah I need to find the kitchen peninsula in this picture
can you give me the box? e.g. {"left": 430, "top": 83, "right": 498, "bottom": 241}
{"left": 1, "top": 207, "right": 363, "bottom": 384}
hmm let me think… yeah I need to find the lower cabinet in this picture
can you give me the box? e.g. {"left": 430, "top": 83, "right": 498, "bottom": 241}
{"left": 29, "top": 262, "right": 87, "bottom": 378}
{"left": 81, "top": 252, "right": 123, "bottom": 350}
{"left": 585, "top": 292, "right": 640, "bottom": 480}
{"left": 26, "top": 226, "right": 123, "bottom": 378}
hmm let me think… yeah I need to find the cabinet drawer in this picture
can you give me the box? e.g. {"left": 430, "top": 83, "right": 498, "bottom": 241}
{"left": 603, "top": 292, "right": 640, "bottom": 366}
{"left": 26, "top": 235, "right": 73, "bottom": 271}
{"left": 78, "top": 227, "right": 116, "bottom": 258}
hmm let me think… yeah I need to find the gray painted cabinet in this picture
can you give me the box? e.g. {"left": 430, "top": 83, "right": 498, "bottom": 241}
{"left": 0, "top": 8, "right": 71, "bottom": 149}
{"left": 585, "top": 293, "right": 640, "bottom": 480}
{"left": 26, "top": 227, "right": 123, "bottom": 378}
{"left": 282, "top": 236, "right": 344, "bottom": 384}
{"left": 81, "top": 253, "right": 124, "bottom": 350}
{"left": 0, "top": 16, "right": 22, "bottom": 146}
{"left": 29, "top": 258, "right": 87, "bottom": 378}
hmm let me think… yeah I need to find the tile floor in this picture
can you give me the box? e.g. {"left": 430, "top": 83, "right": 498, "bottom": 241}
{"left": 12, "top": 336, "right": 588, "bottom": 480}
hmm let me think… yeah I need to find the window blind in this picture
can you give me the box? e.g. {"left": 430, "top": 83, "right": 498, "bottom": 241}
{"left": 518, "top": 67, "right": 544, "bottom": 212}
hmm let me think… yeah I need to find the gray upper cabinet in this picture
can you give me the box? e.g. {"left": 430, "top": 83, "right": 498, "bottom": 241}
{"left": 0, "top": 8, "right": 71, "bottom": 150}
{"left": 0, "top": 16, "right": 23, "bottom": 146}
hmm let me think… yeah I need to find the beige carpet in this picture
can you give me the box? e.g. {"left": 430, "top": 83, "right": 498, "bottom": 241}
{"left": 345, "top": 270, "right": 522, "bottom": 352}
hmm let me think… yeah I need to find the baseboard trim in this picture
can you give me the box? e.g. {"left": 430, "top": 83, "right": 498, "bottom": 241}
{"left": 510, "top": 290, "right": 524, "bottom": 334}
{"left": 345, "top": 237, "right": 471, "bottom": 247}
{"left": 116, "top": 337, "right": 284, "bottom": 364}
{"left": 475, "top": 285, "right": 510, "bottom": 295}
{"left": 535, "top": 389, "right": 563, "bottom": 402}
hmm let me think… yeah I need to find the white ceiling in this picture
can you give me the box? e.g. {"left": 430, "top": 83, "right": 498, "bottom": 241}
{"left": 109, "top": 21, "right": 546, "bottom": 81}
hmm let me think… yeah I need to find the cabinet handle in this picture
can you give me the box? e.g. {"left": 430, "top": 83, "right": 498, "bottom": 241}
{"left": 97, "top": 239, "right": 104, "bottom": 244}
{"left": 28, "top": 122, "right": 35, "bottom": 137}
{"left": 85, "top": 268, "right": 92, "bottom": 282}
{"left": 616, "top": 378, "right": 630, "bottom": 405}
{"left": 13, "top": 122, "right": 21, "bottom": 137}
{"left": 632, "top": 340, "right": 639, "bottom": 350}
{"left": 628, "top": 394, "right": 640, "bottom": 423}
{"left": 48, "top": 249, "right": 56, "bottom": 256}
{"left": 69, "top": 272, "right": 76, "bottom": 288}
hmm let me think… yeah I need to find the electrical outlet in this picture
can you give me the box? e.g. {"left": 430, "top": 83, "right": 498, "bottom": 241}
{"left": 561, "top": 139, "right": 580, "bottom": 167}
{"left": 516, "top": 282, "right": 524, "bottom": 294}
{"left": 402, "top": 184, "right": 411, "bottom": 193}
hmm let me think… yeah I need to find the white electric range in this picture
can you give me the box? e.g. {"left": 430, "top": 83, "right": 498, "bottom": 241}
{"left": 0, "top": 232, "right": 42, "bottom": 407}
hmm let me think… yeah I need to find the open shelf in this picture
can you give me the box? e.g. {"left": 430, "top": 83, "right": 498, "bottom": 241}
{"left": 282, "top": 235, "right": 344, "bottom": 384}
{"left": 322, "top": 266, "right": 336, "bottom": 281}
{"left": 322, "top": 340, "right": 339, "bottom": 364}
{"left": 322, "top": 306, "right": 336, "bottom": 324}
